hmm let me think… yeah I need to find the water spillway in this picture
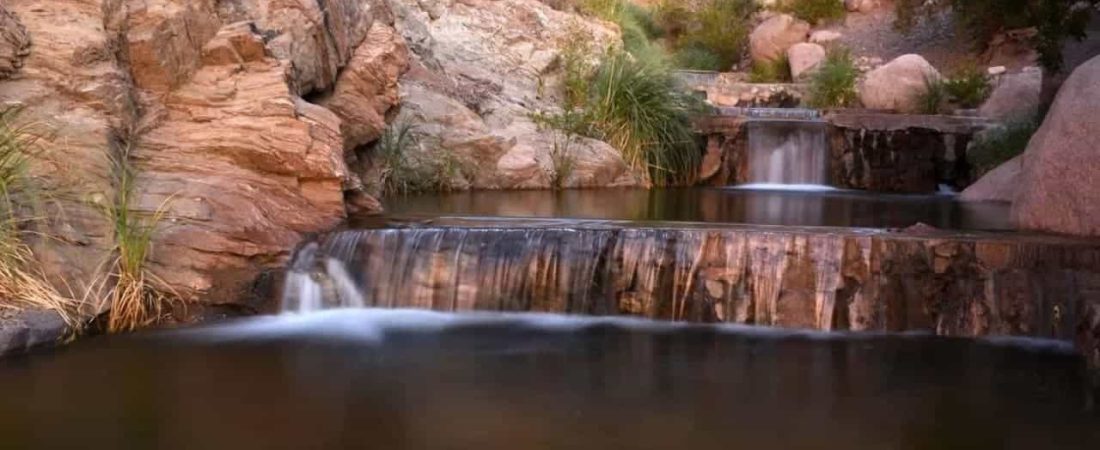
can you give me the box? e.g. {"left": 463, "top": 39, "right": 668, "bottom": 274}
{"left": 281, "top": 220, "right": 1100, "bottom": 344}
{"left": 744, "top": 119, "right": 830, "bottom": 187}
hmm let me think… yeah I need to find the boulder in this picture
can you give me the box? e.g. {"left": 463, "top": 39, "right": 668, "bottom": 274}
{"left": 809, "top": 30, "right": 842, "bottom": 44}
{"left": 0, "top": 5, "right": 30, "bottom": 80}
{"left": 845, "top": 0, "right": 879, "bottom": 13}
{"left": 1012, "top": 55, "right": 1100, "bottom": 236}
{"left": 960, "top": 155, "right": 1022, "bottom": 203}
{"left": 979, "top": 67, "right": 1042, "bottom": 122}
{"left": 749, "top": 14, "right": 810, "bottom": 63}
{"left": 787, "top": 42, "right": 826, "bottom": 80}
{"left": 859, "top": 54, "right": 941, "bottom": 113}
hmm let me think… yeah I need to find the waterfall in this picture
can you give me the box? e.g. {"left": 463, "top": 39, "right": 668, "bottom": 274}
{"left": 744, "top": 119, "right": 829, "bottom": 187}
{"left": 277, "top": 225, "right": 1100, "bottom": 339}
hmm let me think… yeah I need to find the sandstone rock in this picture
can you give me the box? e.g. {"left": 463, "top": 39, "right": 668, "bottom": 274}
{"left": 987, "top": 66, "right": 1007, "bottom": 76}
{"left": 321, "top": 23, "right": 409, "bottom": 149}
{"left": 809, "top": 30, "right": 842, "bottom": 44}
{"left": 859, "top": 54, "right": 941, "bottom": 113}
{"left": 0, "top": 5, "right": 30, "bottom": 80}
{"left": 749, "top": 14, "right": 810, "bottom": 64}
{"left": 787, "top": 42, "right": 826, "bottom": 80}
{"left": 979, "top": 67, "right": 1042, "bottom": 122}
{"left": 1013, "top": 56, "right": 1100, "bottom": 236}
{"left": 0, "top": 309, "right": 67, "bottom": 356}
{"left": 960, "top": 155, "right": 1022, "bottom": 203}
{"left": 389, "top": 0, "right": 644, "bottom": 190}
{"left": 0, "top": 0, "right": 409, "bottom": 307}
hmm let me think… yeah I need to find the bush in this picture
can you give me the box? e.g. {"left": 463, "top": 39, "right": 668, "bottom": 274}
{"left": 916, "top": 75, "right": 949, "bottom": 114}
{"left": 677, "top": 0, "right": 757, "bottom": 70}
{"left": 779, "top": 0, "right": 847, "bottom": 25}
{"left": 968, "top": 120, "right": 1038, "bottom": 178}
{"left": 943, "top": 65, "right": 992, "bottom": 109}
{"left": 749, "top": 54, "right": 791, "bottom": 83}
{"left": 808, "top": 48, "right": 859, "bottom": 108}
{"left": 673, "top": 46, "right": 725, "bottom": 71}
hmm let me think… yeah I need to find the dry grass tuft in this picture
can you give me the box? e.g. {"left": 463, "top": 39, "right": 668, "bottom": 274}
{"left": 0, "top": 107, "right": 81, "bottom": 327}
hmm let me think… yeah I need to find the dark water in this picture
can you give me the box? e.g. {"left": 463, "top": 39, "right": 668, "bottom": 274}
{"left": 382, "top": 188, "right": 1011, "bottom": 231}
{"left": 0, "top": 310, "right": 1095, "bottom": 449}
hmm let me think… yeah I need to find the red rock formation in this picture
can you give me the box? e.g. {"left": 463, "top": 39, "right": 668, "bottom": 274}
{"left": 0, "top": 0, "right": 409, "bottom": 308}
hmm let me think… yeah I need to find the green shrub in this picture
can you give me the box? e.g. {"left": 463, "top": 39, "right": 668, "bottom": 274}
{"left": 943, "top": 65, "right": 992, "bottom": 109}
{"left": 676, "top": 0, "right": 757, "bottom": 70}
{"left": 673, "top": 46, "right": 725, "bottom": 71}
{"left": 585, "top": 51, "right": 701, "bottom": 185}
{"left": 749, "top": 54, "right": 792, "bottom": 83}
{"left": 968, "top": 120, "right": 1038, "bottom": 178}
{"left": 549, "top": 139, "right": 577, "bottom": 189}
{"left": 808, "top": 48, "right": 859, "bottom": 108}
{"left": 916, "top": 75, "right": 949, "bottom": 114}
{"left": 779, "top": 0, "right": 847, "bottom": 25}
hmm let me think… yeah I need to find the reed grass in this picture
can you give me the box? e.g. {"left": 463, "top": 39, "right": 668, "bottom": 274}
{"left": 102, "top": 126, "right": 174, "bottom": 333}
{"left": 807, "top": 48, "right": 859, "bottom": 108}
{"left": 0, "top": 107, "right": 80, "bottom": 327}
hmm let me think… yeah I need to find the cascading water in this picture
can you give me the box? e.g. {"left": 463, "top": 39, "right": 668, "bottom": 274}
{"left": 743, "top": 119, "right": 830, "bottom": 188}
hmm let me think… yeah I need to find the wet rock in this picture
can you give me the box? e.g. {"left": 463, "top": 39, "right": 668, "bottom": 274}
{"left": 1014, "top": 55, "right": 1100, "bottom": 236}
{"left": 749, "top": 14, "right": 810, "bottom": 64}
{"left": 979, "top": 67, "right": 1042, "bottom": 122}
{"left": 961, "top": 154, "right": 1022, "bottom": 203}
{"left": 0, "top": 309, "right": 68, "bottom": 356}
{"left": 787, "top": 42, "right": 826, "bottom": 80}
{"left": 859, "top": 54, "right": 942, "bottom": 113}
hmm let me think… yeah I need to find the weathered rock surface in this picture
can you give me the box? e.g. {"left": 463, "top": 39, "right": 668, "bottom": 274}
{"left": 749, "top": 14, "right": 810, "bottom": 64}
{"left": 979, "top": 67, "right": 1042, "bottom": 122}
{"left": 961, "top": 155, "right": 1021, "bottom": 203}
{"left": 0, "top": 6, "right": 30, "bottom": 80}
{"left": 288, "top": 222, "right": 1100, "bottom": 341}
{"left": 1013, "top": 55, "right": 1100, "bottom": 236}
{"left": 809, "top": 30, "right": 842, "bottom": 44}
{"left": 388, "top": 0, "right": 644, "bottom": 190}
{"left": 787, "top": 42, "right": 826, "bottom": 80}
{"left": 859, "top": 54, "right": 941, "bottom": 113}
{"left": 0, "top": 0, "right": 408, "bottom": 306}
{"left": 0, "top": 309, "right": 67, "bottom": 356}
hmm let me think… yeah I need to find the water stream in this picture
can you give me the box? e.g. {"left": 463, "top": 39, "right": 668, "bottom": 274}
{"left": 0, "top": 310, "right": 1095, "bottom": 449}
{"left": 745, "top": 119, "right": 830, "bottom": 187}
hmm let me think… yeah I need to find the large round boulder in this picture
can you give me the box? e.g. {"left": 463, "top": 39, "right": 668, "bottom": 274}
{"left": 1012, "top": 55, "right": 1100, "bottom": 236}
{"left": 787, "top": 42, "right": 825, "bottom": 80}
{"left": 979, "top": 67, "right": 1042, "bottom": 122}
{"left": 858, "top": 54, "right": 941, "bottom": 113}
{"left": 749, "top": 14, "right": 810, "bottom": 64}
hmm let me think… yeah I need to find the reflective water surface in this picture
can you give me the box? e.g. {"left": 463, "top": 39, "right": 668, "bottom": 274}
{"left": 1, "top": 310, "right": 1094, "bottom": 449}
{"left": 382, "top": 188, "right": 1011, "bottom": 230}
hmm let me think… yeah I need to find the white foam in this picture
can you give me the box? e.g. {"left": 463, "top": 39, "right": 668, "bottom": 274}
{"left": 731, "top": 183, "right": 838, "bottom": 192}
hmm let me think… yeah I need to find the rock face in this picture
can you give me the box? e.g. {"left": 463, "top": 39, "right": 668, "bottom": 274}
{"left": 286, "top": 222, "right": 1100, "bottom": 341}
{"left": 387, "top": 0, "right": 643, "bottom": 190}
{"left": 844, "top": 0, "right": 878, "bottom": 13}
{"left": 961, "top": 155, "right": 1021, "bottom": 203}
{"left": 859, "top": 54, "right": 941, "bottom": 113}
{"left": 0, "top": 0, "right": 409, "bottom": 306}
{"left": 979, "top": 67, "right": 1042, "bottom": 122}
{"left": 749, "top": 14, "right": 810, "bottom": 64}
{"left": 1013, "top": 56, "right": 1100, "bottom": 236}
{"left": 0, "top": 6, "right": 29, "bottom": 79}
{"left": 787, "top": 42, "right": 826, "bottom": 80}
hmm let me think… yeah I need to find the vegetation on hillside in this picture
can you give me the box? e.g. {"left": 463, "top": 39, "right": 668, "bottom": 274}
{"left": 374, "top": 122, "right": 464, "bottom": 196}
{"left": 777, "top": 0, "right": 847, "bottom": 25}
{"left": 916, "top": 66, "right": 993, "bottom": 114}
{"left": 894, "top": 0, "right": 1096, "bottom": 71}
{"left": 969, "top": 120, "right": 1039, "bottom": 177}
{"left": 807, "top": 48, "right": 860, "bottom": 108}
{"left": 749, "top": 54, "right": 792, "bottom": 83}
